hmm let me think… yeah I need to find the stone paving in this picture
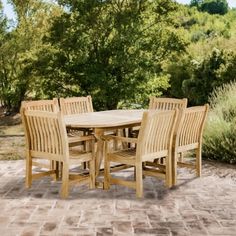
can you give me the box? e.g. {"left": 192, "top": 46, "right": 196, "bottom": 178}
{"left": 0, "top": 160, "right": 235, "bottom": 236}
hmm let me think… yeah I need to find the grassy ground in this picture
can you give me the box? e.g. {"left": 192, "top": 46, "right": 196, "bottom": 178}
{"left": 0, "top": 108, "right": 25, "bottom": 160}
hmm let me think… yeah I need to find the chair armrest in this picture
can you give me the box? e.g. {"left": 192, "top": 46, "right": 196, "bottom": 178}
{"left": 68, "top": 135, "right": 95, "bottom": 143}
{"left": 101, "top": 135, "right": 138, "bottom": 144}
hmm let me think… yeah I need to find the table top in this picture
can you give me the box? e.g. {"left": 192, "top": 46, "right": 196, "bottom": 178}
{"left": 64, "top": 109, "right": 144, "bottom": 128}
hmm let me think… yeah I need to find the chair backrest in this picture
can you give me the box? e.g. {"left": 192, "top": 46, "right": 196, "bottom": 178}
{"left": 137, "top": 109, "right": 178, "bottom": 161}
{"left": 174, "top": 104, "right": 209, "bottom": 152}
{"left": 23, "top": 110, "right": 68, "bottom": 162}
{"left": 149, "top": 97, "right": 187, "bottom": 110}
{"left": 21, "top": 98, "right": 59, "bottom": 112}
{"left": 59, "top": 96, "right": 93, "bottom": 115}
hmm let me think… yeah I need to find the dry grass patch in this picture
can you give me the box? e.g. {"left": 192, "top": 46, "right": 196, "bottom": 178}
{"left": 0, "top": 110, "right": 25, "bottom": 160}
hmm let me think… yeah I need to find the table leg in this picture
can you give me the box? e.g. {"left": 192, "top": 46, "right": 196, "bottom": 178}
{"left": 94, "top": 128, "right": 104, "bottom": 177}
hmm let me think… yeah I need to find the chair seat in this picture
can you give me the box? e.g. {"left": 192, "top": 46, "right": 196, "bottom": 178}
{"left": 110, "top": 148, "right": 136, "bottom": 157}
{"left": 69, "top": 149, "right": 93, "bottom": 163}
{"left": 108, "top": 148, "right": 136, "bottom": 165}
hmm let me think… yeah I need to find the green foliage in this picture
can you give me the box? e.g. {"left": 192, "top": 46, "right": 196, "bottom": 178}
{"left": 118, "top": 73, "right": 170, "bottom": 109}
{"left": 165, "top": 46, "right": 236, "bottom": 106}
{"left": 200, "top": 0, "right": 228, "bottom": 15}
{"left": 190, "top": 0, "right": 229, "bottom": 15}
{"left": 179, "top": 49, "right": 236, "bottom": 104}
{"left": 190, "top": 0, "right": 203, "bottom": 8}
{"left": 164, "top": 55, "right": 191, "bottom": 99}
{"left": 164, "top": 5, "right": 236, "bottom": 106}
{"left": 1, "top": 0, "right": 236, "bottom": 116}
{"left": 34, "top": 0, "right": 186, "bottom": 110}
{"left": 203, "top": 82, "right": 236, "bottom": 163}
{"left": 175, "top": 6, "right": 232, "bottom": 44}
{"left": 0, "top": 4, "right": 8, "bottom": 107}
{"left": 0, "top": 0, "right": 62, "bottom": 111}
{"left": 183, "top": 48, "right": 227, "bottom": 105}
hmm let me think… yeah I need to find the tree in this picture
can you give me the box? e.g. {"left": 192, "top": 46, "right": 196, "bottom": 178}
{"left": 200, "top": 0, "right": 228, "bottom": 15}
{"left": 190, "top": 0, "right": 203, "bottom": 8}
{"left": 179, "top": 49, "right": 236, "bottom": 105}
{"left": 0, "top": 0, "right": 62, "bottom": 111}
{"left": 0, "top": 1, "right": 8, "bottom": 107}
{"left": 35, "top": 0, "right": 186, "bottom": 110}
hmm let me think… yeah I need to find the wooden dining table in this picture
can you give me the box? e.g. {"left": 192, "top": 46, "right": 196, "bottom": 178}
{"left": 64, "top": 109, "right": 144, "bottom": 176}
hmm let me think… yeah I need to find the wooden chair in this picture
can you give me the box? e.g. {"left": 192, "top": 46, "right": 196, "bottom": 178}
{"left": 59, "top": 96, "right": 94, "bottom": 139}
{"left": 103, "top": 109, "right": 179, "bottom": 198}
{"left": 129, "top": 97, "right": 187, "bottom": 138}
{"left": 20, "top": 99, "right": 60, "bottom": 170}
{"left": 59, "top": 96, "right": 95, "bottom": 170}
{"left": 172, "top": 104, "right": 209, "bottom": 185}
{"left": 22, "top": 110, "right": 95, "bottom": 198}
{"left": 59, "top": 96, "right": 93, "bottom": 115}
{"left": 148, "top": 97, "right": 188, "bottom": 164}
{"left": 149, "top": 97, "right": 188, "bottom": 110}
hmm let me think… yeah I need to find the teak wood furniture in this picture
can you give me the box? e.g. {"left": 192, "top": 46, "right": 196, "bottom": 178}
{"left": 21, "top": 99, "right": 87, "bottom": 148}
{"left": 103, "top": 109, "right": 179, "bottom": 198}
{"left": 129, "top": 97, "right": 187, "bottom": 138}
{"left": 22, "top": 110, "right": 95, "bottom": 198}
{"left": 59, "top": 96, "right": 94, "bottom": 147}
{"left": 20, "top": 99, "right": 60, "bottom": 171}
{"left": 149, "top": 97, "right": 188, "bottom": 110}
{"left": 20, "top": 99, "right": 92, "bottom": 179}
{"left": 60, "top": 96, "right": 119, "bottom": 165}
{"left": 20, "top": 99, "right": 59, "bottom": 112}
{"left": 172, "top": 104, "right": 209, "bottom": 185}
{"left": 148, "top": 97, "right": 188, "bottom": 164}
{"left": 64, "top": 109, "right": 144, "bottom": 176}
{"left": 59, "top": 96, "right": 93, "bottom": 115}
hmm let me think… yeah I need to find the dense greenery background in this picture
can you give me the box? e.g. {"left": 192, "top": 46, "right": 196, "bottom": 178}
{"left": 0, "top": 0, "right": 236, "bottom": 111}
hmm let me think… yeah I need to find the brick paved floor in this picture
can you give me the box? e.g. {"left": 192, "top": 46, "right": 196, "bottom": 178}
{"left": 0, "top": 160, "right": 235, "bottom": 236}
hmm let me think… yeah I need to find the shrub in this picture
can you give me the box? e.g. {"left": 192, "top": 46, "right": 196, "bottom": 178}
{"left": 200, "top": 0, "right": 229, "bottom": 15}
{"left": 203, "top": 82, "right": 236, "bottom": 163}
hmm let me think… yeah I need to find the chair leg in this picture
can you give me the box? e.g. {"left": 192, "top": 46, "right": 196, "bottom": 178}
{"left": 196, "top": 147, "right": 202, "bottom": 177}
{"left": 50, "top": 160, "right": 55, "bottom": 170}
{"left": 136, "top": 162, "right": 143, "bottom": 198}
{"left": 89, "top": 158, "right": 95, "bottom": 189}
{"left": 172, "top": 151, "right": 177, "bottom": 186}
{"left": 61, "top": 163, "right": 69, "bottom": 198}
{"left": 121, "top": 128, "right": 129, "bottom": 149}
{"left": 83, "top": 140, "right": 90, "bottom": 169}
{"left": 104, "top": 153, "right": 111, "bottom": 190}
{"left": 179, "top": 152, "right": 184, "bottom": 162}
{"left": 134, "top": 166, "right": 136, "bottom": 181}
{"left": 111, "top": 130, "right": 117, "bottom": 151}
{"left": 55, "top": 161, "right": 61, "bottom": 180}
{"left": 82, "top": 162, "right": 87, "bottom": 170}
{"left": 165, "top": 154, "right": 172, "bottom": 188}
{"left": 154, "top": 158, "right": 161, "bottom": 164}
{"left": 25, "top": 153, "right": 32, "bottom": 188}
{"left": 160, "top": 157, "right": 166, "bottom": 165}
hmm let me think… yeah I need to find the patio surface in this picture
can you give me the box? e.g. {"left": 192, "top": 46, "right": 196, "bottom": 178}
{"left": 0, "top": 160, "right": 235, "bottom": 236}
